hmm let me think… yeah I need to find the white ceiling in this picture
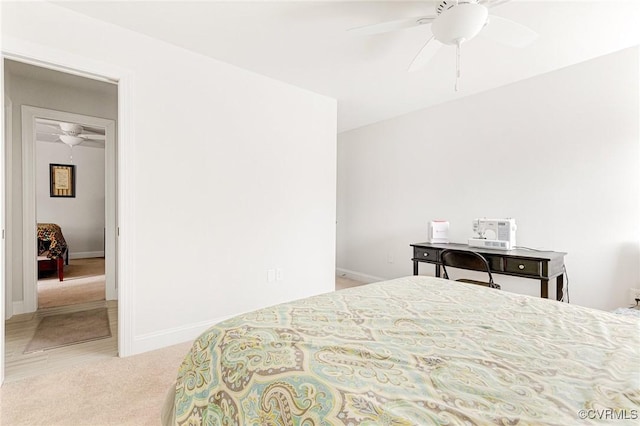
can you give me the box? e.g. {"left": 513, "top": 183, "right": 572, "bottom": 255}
{"left": 56, "top": 0, "right": 640, "bottom": 132}
{"left": 5, "top": 59, "right": 116, "bottom": 94}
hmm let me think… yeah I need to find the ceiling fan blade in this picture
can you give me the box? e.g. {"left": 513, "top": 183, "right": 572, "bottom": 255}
{"left": 479, "top": 0, "right": 513, "bottom": 9}
{"left": 481, "top": 15, "right": 538, "bottom": 48}
{"left": 39, "top": 123, "right": 62, "bottom": 131}
{"left": 348, "top": 15, "right": 435, "bottom": 36}
{"left": 82, "top": 125, "right": 106, "bottom": 134}
{"left": 408, "top": 35, "right": 443, "bottom": 72}
{"left": 80, "top": 134, "right": 106, "bottom": 140}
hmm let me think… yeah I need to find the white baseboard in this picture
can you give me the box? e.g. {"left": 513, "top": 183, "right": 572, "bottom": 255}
{"left": 11, "top": 301, "right": 26, "bottom": 316}
{"left": 130, "top": 315, "right": 233, "bottom": 356}
{"left": 70, "top": 251, "right": 104, "bottom": 259}
{"left": 336, "top": 268, "right": 385, "bottom": 284}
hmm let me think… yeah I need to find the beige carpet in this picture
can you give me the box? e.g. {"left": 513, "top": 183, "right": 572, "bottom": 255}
{"left": 1, "top": 341, "right": 193, "bottom": 426}
{"left": 38, "top": 257, "right": 105, "bottom": 309}
{"left": 336, "top": 275, "right": 367, "bottom": 290}
{"left": 24, "top": 308, "right": 112, "bottom": 354}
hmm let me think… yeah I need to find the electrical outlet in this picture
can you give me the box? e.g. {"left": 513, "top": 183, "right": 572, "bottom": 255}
{"left": 629, "top": 288, "right": 640, "bottom": 306}
{"left": 276, "top": 268, "right": 283, "bottom": 281}
{"left": 387, "top": 253, "right": 394, "bottom": 264}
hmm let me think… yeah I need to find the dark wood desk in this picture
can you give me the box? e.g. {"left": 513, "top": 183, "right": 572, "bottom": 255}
{"left": 411, "top": 242, "right": 567, "bottom": 301}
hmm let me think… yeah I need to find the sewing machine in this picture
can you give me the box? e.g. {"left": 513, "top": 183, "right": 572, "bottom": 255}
{"left": 468, "top": 218, "right": 517, "bottom": 250}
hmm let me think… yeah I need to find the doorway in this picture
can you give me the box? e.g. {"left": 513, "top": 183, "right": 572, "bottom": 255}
{"left": 21, "top": 106, "right": 118, "bottom": 311}
{"left": 3, "top": 60, "right": 118, "bottom": 381}
{"left": 35, "top": 116, "right": 108, "bottom": 309}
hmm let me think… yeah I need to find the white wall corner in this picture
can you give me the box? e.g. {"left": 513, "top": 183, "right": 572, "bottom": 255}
{"left": 336, "top": 268, "right": 385, "bottom": 284}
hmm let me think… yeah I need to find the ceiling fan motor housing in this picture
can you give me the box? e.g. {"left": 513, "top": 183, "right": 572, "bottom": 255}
{"left": 432, "top": 3, "right": 489, "bottom": 45}
{"left": 59, "top": 122, "right": 83, "bottom": 136}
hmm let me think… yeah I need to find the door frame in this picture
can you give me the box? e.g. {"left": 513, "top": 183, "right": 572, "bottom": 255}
{"left": 21, "top": 107, "right": 117, "bottom": 311}
{"left": 1, "top": 37, "right": 136, "bottom": 385}
{"left": 0, "top": 52, "right": 6, "bottom": 386}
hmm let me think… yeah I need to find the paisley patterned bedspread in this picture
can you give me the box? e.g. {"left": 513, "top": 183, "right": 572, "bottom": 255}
{"left": 172, "top": 276, "right": 640, "bottom": 425}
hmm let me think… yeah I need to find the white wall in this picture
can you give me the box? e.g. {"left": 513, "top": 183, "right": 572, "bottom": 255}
{"left": 5, "top": 64, "right": 117, "bottom": 305}
{"left": 337, "top": 47, "right": 640, "bottom": 311}
{"left": 36, "top": 141, "right": 106, "bottom": 258}
{"left": 2, "top": 2, "right": 336, "bottom": 354}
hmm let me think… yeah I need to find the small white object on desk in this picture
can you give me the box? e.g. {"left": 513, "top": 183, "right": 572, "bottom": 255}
{"left": 428, "top": 220, "right": 449, "bottom": 243}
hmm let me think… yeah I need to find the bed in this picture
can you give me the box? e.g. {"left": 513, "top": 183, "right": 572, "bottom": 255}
{"left": 164, "top": 276, "right": 640, "bottom": 425}
{"left": 37, "top": 223, "right": 69, "bottom": 281}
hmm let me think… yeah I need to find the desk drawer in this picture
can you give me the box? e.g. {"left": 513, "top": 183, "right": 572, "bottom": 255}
{"left": 484, "top": 255, "right": 504, "bottom": 272}
{"left": 505, "top": 258, "right": 541, "bottom": 277}
{"left": 414, "top": 247, "right": 439, "bottom": 262}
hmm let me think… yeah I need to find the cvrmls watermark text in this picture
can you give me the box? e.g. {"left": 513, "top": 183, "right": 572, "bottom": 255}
{"left": 578, "top": 409, "right": 638, "bottom": 421}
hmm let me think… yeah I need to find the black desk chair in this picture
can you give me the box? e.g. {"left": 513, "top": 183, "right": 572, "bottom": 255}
{"left": 440, "top": 249, "right": 501, "bottom": 290}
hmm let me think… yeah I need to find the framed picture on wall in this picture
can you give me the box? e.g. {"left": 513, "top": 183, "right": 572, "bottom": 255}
{"left": 50, "top": 163, "right": 76, "bottom": 198}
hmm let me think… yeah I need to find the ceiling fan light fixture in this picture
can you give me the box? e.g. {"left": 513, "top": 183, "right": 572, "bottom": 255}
{"left": 431, "top": 3, "right": 489, "bottom": 45}
{"left": 59, "top": 135, "right": 85, "bottom": 146}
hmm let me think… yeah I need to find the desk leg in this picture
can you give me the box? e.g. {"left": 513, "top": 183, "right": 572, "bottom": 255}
{"left": 556, "top": 274, "right": 564, "bottom": 302}
{"left": 413, "top": 261, "right": 418, "bottom": 276}
{"left": 540, "top": 279, "right": 548, "bottom": 298}
{"left": 435, "top": 264, "right": 441, "bottom": 278}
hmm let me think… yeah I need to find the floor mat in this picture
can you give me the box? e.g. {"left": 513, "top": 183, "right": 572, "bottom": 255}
{"left": 24, "top": 308, "right": 111, "bottom": 353}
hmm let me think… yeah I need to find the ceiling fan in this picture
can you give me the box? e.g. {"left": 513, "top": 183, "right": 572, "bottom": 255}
{"left": 38, "top": 121, "right": 106, "bottom": 147}
{"left": 349, "top": 0, "right": 538, "bottom": 89}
